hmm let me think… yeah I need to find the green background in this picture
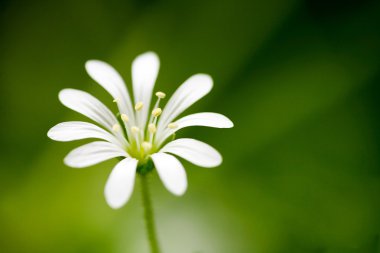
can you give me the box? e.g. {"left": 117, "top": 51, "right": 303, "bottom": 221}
{"left": 1, "top": 0, "right": 380, "bottom": 252}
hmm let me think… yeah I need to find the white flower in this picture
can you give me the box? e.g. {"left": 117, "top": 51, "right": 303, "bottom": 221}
{"left": 47, "top": 52, "right": 233, "bottom": 209}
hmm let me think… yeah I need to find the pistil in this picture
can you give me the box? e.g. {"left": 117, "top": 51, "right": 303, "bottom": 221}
{"left": 131, "top": 126, "right": 141, "bottom": 150}
{"left": 142, "top": 141, "right": 152, "bottom": 153}
{"left": 148, "top": 123, "right": 156, "bottom": 143}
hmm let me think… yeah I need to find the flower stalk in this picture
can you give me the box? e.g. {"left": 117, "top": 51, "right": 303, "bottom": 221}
{"left": 140, "top": 173, "right": 160, "bottom": 253}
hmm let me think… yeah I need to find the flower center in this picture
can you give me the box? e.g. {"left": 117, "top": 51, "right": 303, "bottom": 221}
{"left": 113, "top": 91, "right": 179, "bottom": 162}
{"left": 115, "top": 91, "right": 169, "bottom": 161}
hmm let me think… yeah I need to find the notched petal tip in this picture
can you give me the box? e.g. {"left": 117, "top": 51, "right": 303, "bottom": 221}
{"left": 47, "top": 125, "right": 54, "bottom": 137}
{"left": 107, "top": 202, "right": 123, "bottom": 209}
{"left": 85, "top": 59, "right": 111, "bottom": 74}
{"left": 211, "top": 154, "right": 223, "bottom": 168}
{"left": 223, "top": 116, "right": 234, "bottom": 128}
{"left": 133, "top": 51, "right": 160, "bottom": 68}
{"left": 58, "top": 88, "right": 78, "bottom": 104}
{"left": 192, "top": 73, "right": 213, "bottom": 90}
{"left": 132, "top": 51, "right": 160, "bottom": 79}
{"left": 172, "top": 186, "right": 187, "bottom": 196}
{"left": 47, "top": 125, "right": 59, "bottom": 140}
{"left": 84, "top": 59, "right": 99, "bottom": 68}
{"left": 137, "top": 51, "right": 159, "bottom": 60}
{"left": 105, "top": 191, "right": 129, "bottom": 209}
{"left": 63, "top": 156, "right": 83, "bottom": 169}
{"left": 85, "top": 59, "right": 103, "bottom": 65}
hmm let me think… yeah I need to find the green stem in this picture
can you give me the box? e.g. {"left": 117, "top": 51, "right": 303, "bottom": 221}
{"left": 140, "top": 173, "right": 160, "bottom": 253}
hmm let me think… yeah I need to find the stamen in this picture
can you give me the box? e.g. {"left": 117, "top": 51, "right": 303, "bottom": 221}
{"left": 121, "top": 114, "right": 129, "bottom": 122}
{"left": 168, "top": 122, "right": 178, "bottom": 129}
{"left": 148, "top": 91, "right": 166, "bottom": 128}
{"left": 131, "top": 126, "right": 140, "bottom": 134}
{"left": 142, "top": 141, "right": 152, "bottom": 151}
{"left": 134, "top": 102, "right": 143, "bottom": 111}
{"left": 148, "top": 123, "right": 157, "bottom": 134}
{"left": 113, "top": 98, "right": 120, "bottom": 103}
{"left": 112, "top": 123, "right": 121, "bottom": 132}
{"left": 155, "top": 91, "right": 166, "bottom": 99}
{"left": 152, "top": 108, "right": 162, "bottom": 117}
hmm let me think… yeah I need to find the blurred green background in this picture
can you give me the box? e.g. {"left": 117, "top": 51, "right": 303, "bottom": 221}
{"left": 1, "top": 0, "right": 380, "bottom": 252}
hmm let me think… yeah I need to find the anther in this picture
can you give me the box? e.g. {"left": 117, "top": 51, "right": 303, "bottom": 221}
{"left": 142, "top": 141, "right": 152, "bottom": 151}
{"left": 112, "top": 124, "right": 121, "bottom": 132}
{"left": 148, "top": 123, "right": 157, "bottom": 133}
{"left": 168, "top": 122, "right": 178, "bottom": 129}
{"left": 131, "top": 126, "right": 140, "bottom": 134}
{"left": 155, "top": 91, "right": 166, "bottom": 99}
{"left": 134, "top": 102, "right": 143, "bottom": 111}
{"left": 121, "top": 114, "right": 129, "bottom": 122}
{"left": 152, "top": 108, "right": 162, "bottom": 117}
{"left": 113, "top": 98, "right": 120, "bottom": 103}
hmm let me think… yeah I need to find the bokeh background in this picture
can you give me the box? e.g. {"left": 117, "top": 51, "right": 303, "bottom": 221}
{"left": 1, "top": 0, "right": 380, "bottom": 252}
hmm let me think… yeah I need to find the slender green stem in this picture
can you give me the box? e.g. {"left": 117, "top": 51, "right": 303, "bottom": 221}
{"left": 140, "top": 173, "right": 160, "bottom": 253}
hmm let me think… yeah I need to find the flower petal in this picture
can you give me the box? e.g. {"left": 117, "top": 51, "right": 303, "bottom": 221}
{"left": 156, "top": 112, "right": 233, "bottom": 144}
{"left": 47, "top": 121, "right": 126, "bottom": 147}
{"left": 64, "top": 141, "right": 128, "bottom": 168}
{"left": 59, "top": 89, "right": 118, "bottom": 131}
{"left": 151, "top": 153, "right": 187, "bottom": 196}
{"left": 157, "top": 74, "right": 213, "bottom": 133}
{"left": 85, "top": 60, "right": 136, "bottom": 125}
{"left": 132, "top": 52, "right": 160, "bottom": 129}
{"left": 104, "top": 158, "right": 138, "bottom": 209}
{"left": 161, "top": 138, "right": 222, "bottom": 168}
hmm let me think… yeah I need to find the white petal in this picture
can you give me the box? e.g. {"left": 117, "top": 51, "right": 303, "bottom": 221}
{"left": 47, "top": 121, "right": 126, "bottom": 147}
{"left": 104, "top": 158, "right": 138, "bottom": 209}
{"left": 151, "top": 153, "right": 187, "bottom": 196}
{"left": 161, "top": 138, "right": 222, "bottom": 168}
{"left": 64, "top": 141, "right": 128, "bottom": 168}
{"left": 156, "top": 112, "right": 233, "bottom": 144}
{"left": 157, "top": 74, "right": 213, "bottom": 134}
{"left": 85, "top": 60, "right": 136, "bottom": 125}
{"left": 132, "top": 52, "right": 160, "bottom": 129}
{"left": 59, "top": 89, "right": 118, "bottom": 131}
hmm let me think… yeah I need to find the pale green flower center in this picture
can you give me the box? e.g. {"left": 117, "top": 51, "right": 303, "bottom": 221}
{"left": 112, "top": 91, "right": 177, "bottom": 162}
